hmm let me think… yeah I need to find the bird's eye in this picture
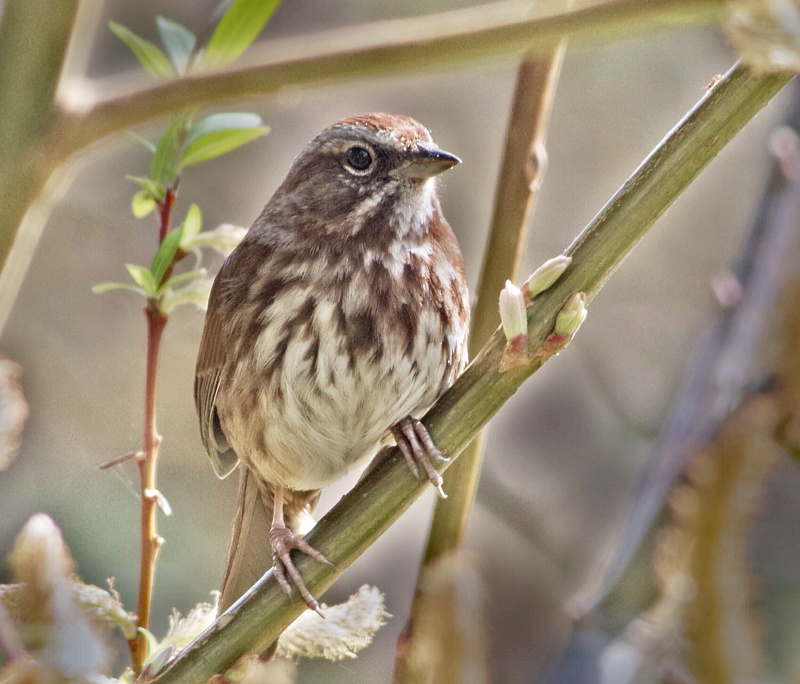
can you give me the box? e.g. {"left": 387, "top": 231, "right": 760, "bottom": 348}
{"left": 345, "top": 146, "right": 374, "bottom": 172}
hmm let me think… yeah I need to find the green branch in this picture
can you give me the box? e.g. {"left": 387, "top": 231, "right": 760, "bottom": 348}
{"left": 149, "top": 62, "right": 793, "bottom": 684}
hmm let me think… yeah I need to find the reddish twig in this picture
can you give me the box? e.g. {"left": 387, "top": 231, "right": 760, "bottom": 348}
{"left": 158, "top": 189, "right": 176, "bottom": 244}
{"left": 128, "top": 192, "right": 174, "bottom": 674}
{"left": 97, "top": 451, "right": 138, "bottom": 470}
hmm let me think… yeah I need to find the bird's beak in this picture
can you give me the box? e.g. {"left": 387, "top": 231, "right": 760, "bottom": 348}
{"left": 399, "top": 141, "right": 461, "bottom": 179}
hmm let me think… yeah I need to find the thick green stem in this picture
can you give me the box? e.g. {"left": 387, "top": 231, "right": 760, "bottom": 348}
{"left": 149, "top": 63, "right": 792, "bottom": 684}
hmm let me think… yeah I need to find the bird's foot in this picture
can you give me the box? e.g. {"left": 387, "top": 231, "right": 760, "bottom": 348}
{"left": 269, "top": 525, "right": 331, "bottom": 617}
{"left": 391, "top": 416, "right": 449, "bottom": 499}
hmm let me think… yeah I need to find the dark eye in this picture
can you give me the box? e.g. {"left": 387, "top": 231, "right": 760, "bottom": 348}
{"left": 345, "top": 146, "right": 373, "bottom": 171}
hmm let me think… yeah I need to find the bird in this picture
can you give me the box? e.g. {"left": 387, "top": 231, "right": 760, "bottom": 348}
{"left": 195, "top": 112, "right": 470, "bottom": 617}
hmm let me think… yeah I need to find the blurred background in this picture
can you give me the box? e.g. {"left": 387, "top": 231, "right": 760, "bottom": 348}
{"left": 1, "top": 1, "right": 798, "bottom": 682}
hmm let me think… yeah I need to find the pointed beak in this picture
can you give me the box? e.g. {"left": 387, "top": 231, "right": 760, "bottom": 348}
{"left": 399, "top": 140, "right": 461, "bottom": 179}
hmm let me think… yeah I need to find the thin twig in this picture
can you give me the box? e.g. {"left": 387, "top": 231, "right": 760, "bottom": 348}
{"left": 97, "top": 451, "right": 138, "bottom": 470}
{"left": 393, "top": 47, "right": 566, "bottom": 683}
{"left": 148, "top": 63, "right": 793, "bottom": 684}
{"left": 128, "top": 187, "right": 174, "bottom": 672}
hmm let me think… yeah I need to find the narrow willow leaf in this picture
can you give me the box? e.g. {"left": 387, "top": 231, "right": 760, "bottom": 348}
{"left": 109, "top": 21, "right": 173, "bottom": 77}
{"left": 183, "top": 223, "right": 246, "bottom": 256}
{"left": 127, "top": 176, "right": 166, "bottom": 201}
{"left": 150, "top": 117, "right": 186, "bottom": 187}
{"left": 180, "top": 204, "right": 203, "bottom": 244}
{"left": 162, "top": 269, "right": 206, "bottom": 290}
{"left": 125, "top": 131, "right": 157, "bottom": 154}
{"left": 159, "top": 278, "right": 214, "bottom": 314}
{"left": 132, "top": 191, "right": 157, "bottom": 218}
{"left": 92, "top": 282, "right": 147, "bottom": 296}
{"left": 125, "top": 264, "right": 158, "bottom": 296}
{"left": 181, "top": 127, "right": 268, "bottom": 168}
{"left": 151, "top": 226, "right": 184, "bottom": 287}
{"left": 203, "top": 0, "right": 281, "bottom": 68}
{"left": 186, "top": 112, "right": 263, "bottom": 145}
{"left": 156, "top": 16, "right": 197, "bottom": 74}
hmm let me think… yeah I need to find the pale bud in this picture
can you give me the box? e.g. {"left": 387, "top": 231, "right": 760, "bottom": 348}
{"left": 522, "top": 255, "right": 572, "bottom": 299}
{"left": 555, "top": 293, "right": 588, "bottom": 335}
{"left": 499, "top": 280, "right": 527, "bottom": 342}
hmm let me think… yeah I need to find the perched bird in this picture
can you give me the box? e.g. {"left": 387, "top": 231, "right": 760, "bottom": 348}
{"left": 195, "top": 113, "right": 470, "bottom": 616}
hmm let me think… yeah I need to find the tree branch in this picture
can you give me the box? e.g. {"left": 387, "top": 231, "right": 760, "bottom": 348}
{"left": 0, "top": 0, "right": 79, "bottom": 153}
{"left": 148, "top": 62, "right": 793, "bottom": 684}
{"left": 63, "top": 0, "right": 725, "bottom": 150}
{"left": 0, "top": 0, "right": 726, "bottom": 337}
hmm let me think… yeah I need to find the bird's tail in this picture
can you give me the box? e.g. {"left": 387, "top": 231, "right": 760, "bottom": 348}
{"left": 219, "top": 467, "right": 320, "bottom": 612}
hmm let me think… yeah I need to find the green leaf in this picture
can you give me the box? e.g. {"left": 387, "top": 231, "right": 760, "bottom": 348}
{"left": 150, "top": 117, "right": 187, "bottom": 187}
{"left": 109, "top": 21, "right": 173, "bottom": 77}
{"left": 127, "top": 176, "right": 166, "bottom": 201}
{"left": 183, "top": 222, "right": 246, "bottom": 256}
{"left": 162, "top": 269, "right": 207, "bottom": 289}
{"left": 181, "top": 126, "right": 268, "bottom": 168}
{"left": 159, "top": 278, "right": 214, "bottom": 315}
{"left": 181, "top": 204, "right": 203, "bottom": 244}
{"left": 125, "top": 131, "right": 156, "bottom": 153}
{"left": 92, "top": 282, "right": 148, "bottom": 296}
{"left": 126, "top": 264, "right": 158, "bottom": 296}
{"left": 131, "top": 191, "right": 157, "bottom": 218}
{"left": 155, "top": 16, "right": 196, "bottom": 74}
{"left": 203, "top": 0, "right": 282, "bottom": 68}
{"left": 186, "top": 112, "right": 263, "bottom": 145}
{"left": 150, "top": 226, "right": 184, "bottom": 287}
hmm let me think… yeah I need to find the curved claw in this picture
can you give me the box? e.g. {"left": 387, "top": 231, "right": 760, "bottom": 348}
{"left": 269, "top": 526, "right": 330, "bottom": 617}
{"left": 391, "top": 416, "right": 448, "bottom": 499}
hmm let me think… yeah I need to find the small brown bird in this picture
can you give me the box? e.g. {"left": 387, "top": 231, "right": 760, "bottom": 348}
{"left": 195, "top": 113, "right": 469, "bottom": 615}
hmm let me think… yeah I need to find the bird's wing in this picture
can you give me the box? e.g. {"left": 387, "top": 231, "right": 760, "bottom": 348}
{"left": 194, "top": 257, "right": 240, "bottom": 479}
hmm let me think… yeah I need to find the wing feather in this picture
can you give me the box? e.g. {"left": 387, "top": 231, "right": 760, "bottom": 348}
{"left": 195, "top": 257, "right": 239, "bottom": 478}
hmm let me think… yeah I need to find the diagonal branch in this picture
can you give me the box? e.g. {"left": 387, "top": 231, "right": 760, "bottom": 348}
{"left": 148, "top": 62, "right": 793, "bottom": 684}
